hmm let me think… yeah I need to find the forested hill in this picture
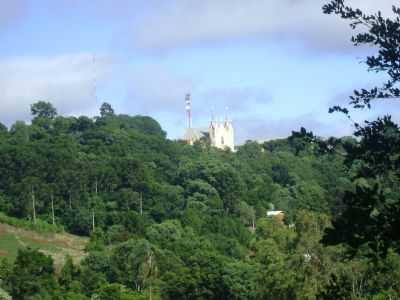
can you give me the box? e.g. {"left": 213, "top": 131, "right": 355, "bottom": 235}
{"left": 0, "top": 101, "right": 351, "bottom": 299}
{"left": 0, "top": 101, "right": 348, "bottom": 236}
{"left": 1, "top": 101, "right": 400, "bottom": 299}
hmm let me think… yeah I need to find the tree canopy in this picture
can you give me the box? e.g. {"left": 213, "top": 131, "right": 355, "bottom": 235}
{"left": 0, "top": 1, "right": 400, "bottom": 299}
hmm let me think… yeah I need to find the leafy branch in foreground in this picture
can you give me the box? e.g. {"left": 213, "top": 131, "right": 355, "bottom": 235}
{"left": 321, "top": 1, "right": 400, "bottom": 258}
{"left": 324, "top": 0, "right": 400, "bottom": 111}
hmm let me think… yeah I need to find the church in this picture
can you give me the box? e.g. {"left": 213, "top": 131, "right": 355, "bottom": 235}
{"left": 183, "top": 94, "right": 235, "bottom": 151}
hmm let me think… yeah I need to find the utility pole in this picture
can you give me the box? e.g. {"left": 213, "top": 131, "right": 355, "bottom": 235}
{"left": 31, "top": 185, "right": 36, "bottom": 224}
{"left": 92, "top": 208, "right": 95, "bottom": 232}
{"left": 68, "top": 190, "right": 72, "bottom": 210}
{"left": 140, "top": 192, "right": 143, "bottom": 216}
{"left": 92, "top": 179, "right": 98, "bottom": 232}
{"left": 51, "top": 192, "right": 55, "bottom": 226}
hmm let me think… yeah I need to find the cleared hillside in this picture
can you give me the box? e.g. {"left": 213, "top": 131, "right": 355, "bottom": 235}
{"left": 0, "top": 222, "right": 88, "bottom": 272}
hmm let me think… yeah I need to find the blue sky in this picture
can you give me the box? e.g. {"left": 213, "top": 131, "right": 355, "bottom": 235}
{"left": 0, "top": 0, "right": 397, "bottom": 143}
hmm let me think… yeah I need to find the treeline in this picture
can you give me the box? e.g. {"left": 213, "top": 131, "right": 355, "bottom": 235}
{"left": 0, "top": 101, "right": 351, "bottom": 299}
{"left": 0, "top": 98, "right": 399, "bottom": 299}
{"left": 0, "top": 102, "right": 348, "bottom": 236}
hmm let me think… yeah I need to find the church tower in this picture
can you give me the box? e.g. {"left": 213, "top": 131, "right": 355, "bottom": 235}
{"left": 182, "top": 94, "right": 235, "bottom": 151}
{"left": 209, "top": 117, "right": 235, "bottom": 151}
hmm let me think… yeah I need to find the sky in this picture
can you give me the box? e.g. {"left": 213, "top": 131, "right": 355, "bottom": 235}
{"left": 0, "top": 0, "right": 398, "bottom": 144}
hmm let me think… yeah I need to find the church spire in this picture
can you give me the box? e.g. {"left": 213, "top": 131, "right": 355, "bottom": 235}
{"left": 224, "top": 106, "right": 231, "bottom": 125}
{"left": 185, "top": 93, "right": 192, "bottom": 129}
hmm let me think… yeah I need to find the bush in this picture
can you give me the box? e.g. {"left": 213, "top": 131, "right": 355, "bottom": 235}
{"left": 0, "top": 212, "right": 64, "bottom": 234}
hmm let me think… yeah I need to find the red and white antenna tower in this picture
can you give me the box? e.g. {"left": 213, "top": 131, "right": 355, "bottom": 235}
{"left": 185, "top": 93, "right": 192, "bottom": 129}
{"left": 92, "top": 53, "right": 97, "bottom": 103}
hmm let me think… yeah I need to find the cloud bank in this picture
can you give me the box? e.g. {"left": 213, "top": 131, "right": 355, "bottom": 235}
{"left": 0, "top": 53, "right": 112, "bottom": 125}
{"left": 234, "top": 113, "right": 355, "bottom": 144}
{"left": 1, "top": 0, "right": 396, "bottom": 141}
{"left": 125, "top": 64, "right": 195, "bottom": 114}
{"left": 133, "top": 0, "right": 396, "bottom": 51}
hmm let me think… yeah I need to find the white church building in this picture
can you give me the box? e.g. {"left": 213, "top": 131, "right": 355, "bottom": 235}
{"left": 183, "top": 94, "right": 235, "bottom": 151}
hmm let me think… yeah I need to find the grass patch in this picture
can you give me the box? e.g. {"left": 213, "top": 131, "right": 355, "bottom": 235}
{"left": 0, "top": 232, "right": 19, "bottom": 258}
{"left": 0, "top": 212, "right": 64, "bottom": 234}
{"left": 0, "top": 222, "right": 88, "bottom": 271}
{"left": 19, "top": 236, "right": 60, "bottom": 253}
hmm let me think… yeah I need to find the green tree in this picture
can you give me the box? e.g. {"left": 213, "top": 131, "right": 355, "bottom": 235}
{"left": 100, "top": 102, "right": 115, "bottom": 118}
{"left": 324, "top": 0, "right": 400, "bottom": 112}
{"left": 161, "top": 266, "right": 197, "bottom": 300}
{"left": 179, "top": 159, "right": 243, "bottom": 213}
{"left": 255, "top": 238, "right": 296, "bottom": 300}
{"left": 222, "top": 261, "right": 259, "bottom": 300}
{"left": 288, "top": 127, "right": 316, "bottom": 156}
{"left": 292, "top": 181, "right": 328, "bottom": 213}
{"left": 146, "top": 220, "right": 184, "bottom": 250}
{"left": 256, "top": 217, "right": 296, "bottom": 251}
{"left": 59, "top": 256, "right": 81, "bottom": 292}
{"left": 0, "top": 122, "right": 7, "bottom": 137}
{"left": 322, "top": 0, "right": 400, "bottom": 257}
{"left": 8, "top": 248, "right": 58, "bottom": 299}
{"left": 111, "top": 239, "right": 158, "bottom": 293}
{"left": 96, "top": 283, "right": 123, "bottom": 300}
{"left": 79, "top": 267, "right": 107, "bottom": 297}
{"left": 235, "top": 201, "right": 255, "bottom": 229}
{"left": 0, "top": 258, "right": 12, "bottom": 295}
{"left": 30, "top": 101, "right": 57, "bottom": 120}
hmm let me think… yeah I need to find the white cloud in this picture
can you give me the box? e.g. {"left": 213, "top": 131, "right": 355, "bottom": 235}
{"left": 234, "top": 113, "right": 355, "bottom": 144}
{"left": 124, "top": 65, "right": 273, "bottom": 122}
{"left": 124, "top": 64, "right": 196, "bottom": 114}
{"left": 133, "top": 0, "right": 396, "bottom": 51}
{"left": 0, "top": 53, "right": 112, "bottom": 125}
{"left": 199, "top": 87, "right": 272, "bottom": 115}
{"left": 123, "top": 65, "right": 276, "bottom": 140}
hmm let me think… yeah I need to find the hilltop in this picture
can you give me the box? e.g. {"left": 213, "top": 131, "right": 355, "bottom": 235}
{"left": 0, "top": 99, "right": 398, "bottom": 299}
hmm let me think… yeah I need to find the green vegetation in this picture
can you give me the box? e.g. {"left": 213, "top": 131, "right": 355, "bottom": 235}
{"left": 0, "top": 232, "right": 19, "bottom": 258}
{"left": 0, "top": 212, "right": 63, "bottom": 233}
{"left": 0, "top": 1, "right": 400, "bottom": 299}
{"left": 0, "top": 221, "right": 87, "bottom": 271}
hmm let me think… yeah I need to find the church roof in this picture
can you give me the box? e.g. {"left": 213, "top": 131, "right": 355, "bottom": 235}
{"left": 183, "top": 128, "right": 208, "bottom": 141}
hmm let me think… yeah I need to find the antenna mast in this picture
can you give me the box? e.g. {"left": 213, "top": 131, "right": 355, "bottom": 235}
{"left": 185, "top": 93, "right": 192, "bottom": 129}
{"left": 92, "top": 54, "right": 97, "bottom": 103}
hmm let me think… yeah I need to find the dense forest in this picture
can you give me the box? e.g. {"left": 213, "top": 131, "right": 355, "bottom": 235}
{"left": 1, "top": 1, "right": 400, "bottom": 299}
